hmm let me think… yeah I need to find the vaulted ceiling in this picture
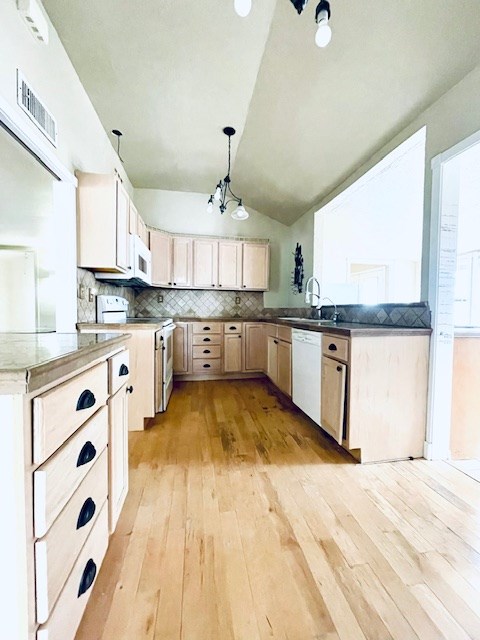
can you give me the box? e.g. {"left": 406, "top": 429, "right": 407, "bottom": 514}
{"left": 43, "top": 0, "right": 480, "bottom": 225}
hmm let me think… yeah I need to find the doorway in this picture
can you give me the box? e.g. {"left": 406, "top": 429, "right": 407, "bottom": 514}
{"left": 427, "top": 128, "right": 480, "bottom": 479}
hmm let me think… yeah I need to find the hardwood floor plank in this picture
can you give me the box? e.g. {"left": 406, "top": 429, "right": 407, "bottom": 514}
{"left": 75, "top": 379, "right": 480, "bottom": 640}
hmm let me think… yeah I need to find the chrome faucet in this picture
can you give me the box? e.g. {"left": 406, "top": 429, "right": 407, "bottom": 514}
{"left": 305, "top": 276, "right": 321, "bottom": 307}
{"left": 321, "top": 297, "right": 339, "bottom": 322}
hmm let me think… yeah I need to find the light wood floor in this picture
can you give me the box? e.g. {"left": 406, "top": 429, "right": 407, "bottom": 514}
{"left": 76, "top": 379, "right": 480, "bottom": 640}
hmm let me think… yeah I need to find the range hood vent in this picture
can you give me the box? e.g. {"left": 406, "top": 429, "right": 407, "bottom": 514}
{"left": 16, "top": 71, "right": 57, "bottom": 147}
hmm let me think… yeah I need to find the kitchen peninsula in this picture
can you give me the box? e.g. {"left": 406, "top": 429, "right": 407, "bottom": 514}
{"left": 1, "top": 332, "right": 131, "bottom": 640}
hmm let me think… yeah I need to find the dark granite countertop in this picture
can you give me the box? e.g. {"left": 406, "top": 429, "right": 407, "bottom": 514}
{"left": 0, "top": 332, "right": 131, "bottom": 395}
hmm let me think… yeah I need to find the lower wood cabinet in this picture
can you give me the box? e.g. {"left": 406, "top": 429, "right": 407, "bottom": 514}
{"left": 244, "top": 323, "right": 266, "bottom": 371}
{"left": 224, "top": 332, "right": 243, "bottom": 373}
{"left": 321, "top": 356, "right": 347, "bottom": 444}
{"left": 3, "top": 336, "right": 130, "bottom": 640}
{"left": 173, "top": 322, "right": 190, "bottom": 374}
{"left": 267, "top": 335, "right": 292, "bottom": 397}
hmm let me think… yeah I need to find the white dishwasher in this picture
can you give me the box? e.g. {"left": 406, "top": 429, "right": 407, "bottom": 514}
{"left": 292, "top": 329, "right": 322, "bottom": 425}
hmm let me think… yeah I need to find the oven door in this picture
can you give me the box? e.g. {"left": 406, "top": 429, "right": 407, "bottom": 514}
{"left": 162, "top": 324, "right": 176, "bottom": 411}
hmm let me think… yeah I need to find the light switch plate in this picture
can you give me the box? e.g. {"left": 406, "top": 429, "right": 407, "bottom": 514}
{"left": 78, "top": 284, "right": 85, "bottom": 300}
{"left": 235, "top": 296, "right": 241, "bottom": 305}
{"left": 157, "top": 293, "right": 163, "bottom": 303}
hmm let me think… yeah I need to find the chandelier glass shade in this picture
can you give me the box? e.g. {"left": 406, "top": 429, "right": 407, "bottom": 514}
{"left": 207, "top": 126, "right": 249, "bottom": 220}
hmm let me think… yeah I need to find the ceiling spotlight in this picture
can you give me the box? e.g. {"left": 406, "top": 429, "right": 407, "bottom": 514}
{"left": 207, "top": 127, "right": 249, "bottom": 221}
{"left": 315, "top": 0, "right": 332, "bottom": 47}
{"left": 234, "top": 0, "right": 252, "bottom": 18}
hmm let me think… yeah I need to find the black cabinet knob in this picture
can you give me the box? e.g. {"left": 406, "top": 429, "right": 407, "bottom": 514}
{"left": 126, "top": 385, "right": 134, "bottom": 394}
{"left": 328, "top": 344, "right": 337, "bottom": 351}
{"left": 203, "top": 349, "right": 211, "bottom": 354}
{"left": 76, "top": 441, "right": 96, "bottom": 468}
{"left": 76, "top": 389, "right": 96, "bottom": 411}
{"left": 203, "top": 337, "right": 211, "bottom": 342}
{"left": 203, "top": 364, "right": 211, "bottom": 368}
{"left": 336, "top": 365, "right": 342, "bottom": 372}
{"left": 119, "top": 363, "right": 129, "bottom": 376}
{"left": 203, "top": 327, "right": 211, "bottom": 331}
{"left": 78, "top": 559, "right": 97, "bottom": 597}
{"left": 76, "top": 497, "right": 96, "bottom": 530}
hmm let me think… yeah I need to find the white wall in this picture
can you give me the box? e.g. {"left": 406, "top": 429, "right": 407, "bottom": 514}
{"left": 291, "top": 62, "right": 480, "bottom": 304}
{"left": 0, "top": 0, "right": 130, "bottom": 190}
{"left": 134, "top": 188, "right": 291, "bottom": 307}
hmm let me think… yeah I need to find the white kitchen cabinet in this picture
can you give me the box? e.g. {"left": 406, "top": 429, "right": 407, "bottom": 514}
{"left": 108, "top": 382, "right": 129, "bottom": 533}
{"left": 321, "top": 355, "right": 347, "bottom": 443}
{"left": 193, "top": 238, "right": 218, "bottom": 288}
{"left": 173, "top": 322, "right": 190, "bottom": 374}
{"left": 242, "top": 242, "right": 269, "bottom": 290}
{"left": 172, "top": 237, "right": 193, "bottom": 287}
{"left": 224, "top": 323, "right": 243, "bottom": 373}
{"left": 218, "top": 240, "right": 243, "bottom": 289}
{"left": 150, "top": 229, "right": 172, "bottom": 286}
{"left": 76, "top": 172, "right": 130, "bottom": 273}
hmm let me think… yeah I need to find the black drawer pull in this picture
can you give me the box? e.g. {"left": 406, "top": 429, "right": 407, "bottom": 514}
{"left": 76, "top": 389, "right": 96, "bottom": 411}
{"left": 203, "top": 337, "right": 211, "bottom": 342}
{"left": 126, "top": 385, "right": 134, "bottom": 394}
{"left": 76, "top": 497, "right": 96, "bottom": 530}
{"left": 203, "top": 364, "right": 211, "bottom": 368}
{"left": 229, "top": 326, "right": 237, "bottom": 330}
{"left": 203, "top": 326, "right": 211, "bottom": 331}
{"left": 203, "top": 349, "right": 211, "bottom": 354}
{"left": 76, "top": 441, "right": 97, "bottom": 468}
{"left": 119, "top": 363, "right": 129, "bottom": 376}
{"left": 328, "top": 343, "right": 337, "bottom": 351}
{"left": 78, "top": 559, "right": 97, "bottom": 598}
{"left": 336, "top": 365, "right": 342, "bottom": 372}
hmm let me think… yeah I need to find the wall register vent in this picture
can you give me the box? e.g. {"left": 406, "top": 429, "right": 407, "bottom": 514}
{"left": 16, "top": 71, "right": 57, "bottom": 147}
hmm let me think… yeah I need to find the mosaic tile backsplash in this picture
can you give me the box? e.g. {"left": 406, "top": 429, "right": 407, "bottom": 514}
{"left": 76, "top": 269, "right": 431, "bottom": 328}
{"left": 77, "top": 268, "right": 136, "bottom": 323}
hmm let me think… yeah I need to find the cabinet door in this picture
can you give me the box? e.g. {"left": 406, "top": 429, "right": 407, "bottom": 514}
{"left": 321, "top": 356, "right": 346, "bottom": 444}
{"left": 277, "top": 340, "right": 292, "bottom": 397}
{"left": 224, "top": 334, "right": 243, "bottom": 373}
{"left": 242, "top": 243, "right": 269, "bottom": 290}
{"left": 218, "top": 241, "right": 242, "bottom": 289}
{"left": 267, "top": 336, "right": 278, "bottom": 385}
{"left": 193, "top": 239, "right": 218, "bottom": 288}
{"left": 137, "top": 214, "right": 149, "bottom": 248}
{"left": 172, "top": 237, "right": 192, "bottom": 287}
{"left": 173, "top": 322, "right": 190, "bottom": 373}
{"left": 129, "top": 200, "right": 138, "bottom": 235}
{"left": 108, "top": 385, "right": 129, "bottom": 533}
{"left": 150, "top": 230, "right": 172, "bottom": 286}
{"left": 244, "top": 323, "right": 266, "bottom": 371}
{"left": 116, "top": 180, "right": 130, "bottom": 272}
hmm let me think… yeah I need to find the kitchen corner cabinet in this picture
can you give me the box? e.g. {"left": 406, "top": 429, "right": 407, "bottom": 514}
{"left": 321, "top": 332, "right": 429, "bottom": 463}
{"left": 76, "top": 172, "right": 130, "bottom": 273}
{"left": 242, "top": 242, "right": 269, "bottom": 290}
{"left": 150, "top": 229, "right": 172, "bottom": 286}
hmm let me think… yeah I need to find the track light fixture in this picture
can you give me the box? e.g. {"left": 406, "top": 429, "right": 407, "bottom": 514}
{"left": 207, "top": 127, "right": 249, "bottom": 221}
{"left": 234, "top": 0, "right": 252, "bottom": 18}
{"left": 288, "top": 0, "right": 333, "bottom": 47}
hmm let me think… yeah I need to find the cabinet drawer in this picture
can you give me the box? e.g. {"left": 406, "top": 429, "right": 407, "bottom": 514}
{"left": 192, "top": 334, "right": 222, "bottom": 346}
{"left": 322, "top": 335, "right": 349, "bottom": 362}
{"left": 35, "top": 449, "right": 108, "bottom": 624}
{"left": 192, "top": 358, "right": 222, "bottom": 374}
{"left": 264, "top": 323, "right": 278, "bottom": 339}
{"left": 33, "top": 361, "right": 108, "bottom": 464}
{"left": 34, "top": 406, "right": 108, "bottom": 538}
{"left": 192, "top": 322, "right": 222, "bottom": 334}
{"left": 192, "top": 345, "right": 221, "bottom": 359}
{"left": 277, "top": 326, "right": 292, "bottom": 343}
{"left": 108, "top": 349, "right": 130, "bottom": 395}
{"left": 224, "top": 322, "right": 243, "bottom": 334}
{"left": 36, "top": 503, "right": 109, "bottom": 640}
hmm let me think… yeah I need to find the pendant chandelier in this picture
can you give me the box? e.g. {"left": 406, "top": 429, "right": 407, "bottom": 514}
{"left": 207, "top": 126, "right": 249, "bottom": 221}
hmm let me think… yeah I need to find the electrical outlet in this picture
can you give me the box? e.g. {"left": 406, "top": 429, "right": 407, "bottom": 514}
{"left": 88, "top": 288, "right": 95, "bottom": 303}
{"left": 235, "top": 296, "right": 241, "bottom": 305}
{"left": 78, "top": 284, "right": 85, "bottom": 300}
{"left": 157, "top": 293, "right": 163, "bottom": 303}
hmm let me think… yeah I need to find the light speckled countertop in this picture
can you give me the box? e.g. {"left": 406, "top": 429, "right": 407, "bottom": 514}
{"left": 0, "top": 333, "right": 130, "bottom": 394}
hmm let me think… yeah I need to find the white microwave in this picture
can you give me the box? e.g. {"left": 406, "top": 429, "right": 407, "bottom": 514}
{"left": 95, "top": 234, "right": 152, "bottom": 286}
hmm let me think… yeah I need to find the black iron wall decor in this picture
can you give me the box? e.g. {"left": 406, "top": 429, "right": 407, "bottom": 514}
{"left": 292, "top": 243, "right": 304, "bottom": 293}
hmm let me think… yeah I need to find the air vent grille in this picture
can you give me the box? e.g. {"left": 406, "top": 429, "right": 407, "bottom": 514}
{"left": 16, "top": 71, "right": 57, "bottom": 147}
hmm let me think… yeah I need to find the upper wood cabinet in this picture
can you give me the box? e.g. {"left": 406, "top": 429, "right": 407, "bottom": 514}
{"left": 242, "top": 243, "right": 269, "bottom": 290}
{"left": 218, "top": 241, "right": 243, "bottom": 289}
{"left": 193, "top": 239, "right": 218, "bottom": 288}
{"left": 150, "top": 230, "right": 172, "bottom": 286}
{"left": 77, "top": 172, "right": 130, "bottom": 273}
{"left": 172, "top": 237, "right": 193, "bottom": 287}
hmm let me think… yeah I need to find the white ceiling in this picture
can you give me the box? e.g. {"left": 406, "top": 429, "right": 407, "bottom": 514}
{"left": 42, "top": 0, "right": 480, "bottom": 225}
